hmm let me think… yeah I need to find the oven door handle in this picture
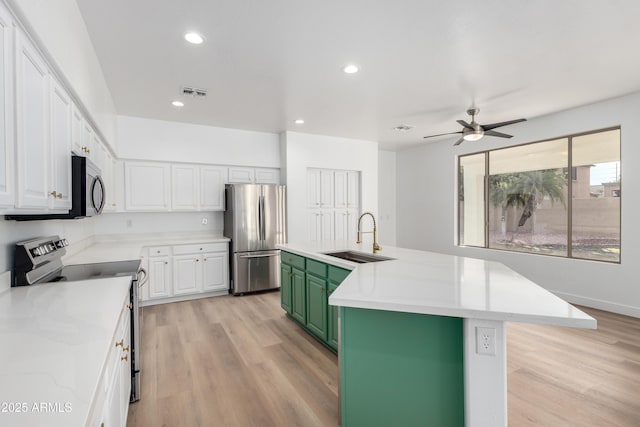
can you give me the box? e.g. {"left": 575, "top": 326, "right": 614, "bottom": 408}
{"left": 137, "top": 268, "right": 148, "bottom": 287}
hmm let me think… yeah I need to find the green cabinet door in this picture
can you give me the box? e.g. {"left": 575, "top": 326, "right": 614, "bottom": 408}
{"left": 327, "top": 282, "right": 339, "bottom": 349}
{"left": 291, "top": 267, "right": 306, "bottom": 324}
{"left": 306, "top": 274, "right": 328, "bottom": 340}
{"left": 280, "top": 263, "right": 292, "bottom": 313}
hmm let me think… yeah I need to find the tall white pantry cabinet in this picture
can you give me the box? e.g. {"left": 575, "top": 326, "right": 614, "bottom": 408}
{"left": 307, "top": 168, "right": 360, "bottom": 242}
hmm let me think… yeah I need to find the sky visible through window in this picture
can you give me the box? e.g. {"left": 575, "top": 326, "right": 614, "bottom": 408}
{"left": 590, "top": 162, "right": 620, "bottom": 185}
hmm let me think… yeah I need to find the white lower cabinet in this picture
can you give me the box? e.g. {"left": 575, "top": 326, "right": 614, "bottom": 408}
{"left": 91, "top": 294, "right": 132, "bottom": 427}
{"left": 143, "top": 242, "right": 229, "bottom": 305}
{"left": 148, "top": 252, "right": 172, "bottom": 299}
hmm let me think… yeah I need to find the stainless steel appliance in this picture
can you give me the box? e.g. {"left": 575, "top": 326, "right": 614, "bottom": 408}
{"left": 12, "top": 236, "right": 145, "bottom": 402}
{"left": 224, "top": 184, "right": 287, "bottom": 295}
{"left": 5, "top": 155, "right": 105, "bottom": 221}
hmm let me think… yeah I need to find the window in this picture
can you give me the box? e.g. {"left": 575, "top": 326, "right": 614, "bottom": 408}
{"left": 458, "top": 128, "right": 620, "bottom": 263}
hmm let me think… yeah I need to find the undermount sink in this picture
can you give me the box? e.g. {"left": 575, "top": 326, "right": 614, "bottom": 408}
{"left": 324, "top": 250, "right": 395, "bottom": 264}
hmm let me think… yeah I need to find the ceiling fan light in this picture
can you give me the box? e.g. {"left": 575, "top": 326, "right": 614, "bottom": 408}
{"left": 463, "top": 132, "right": 484, "bottom": 141}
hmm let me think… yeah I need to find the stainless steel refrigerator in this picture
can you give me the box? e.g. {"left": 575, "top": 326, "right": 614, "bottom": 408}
{"left": 224, "top": 184, "right": 287, "bottom": 295}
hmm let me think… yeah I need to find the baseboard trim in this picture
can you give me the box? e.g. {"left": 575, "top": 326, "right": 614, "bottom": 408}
{"left": 140, "top": 289, "right": 229, "bottom": 307}
{"left": 552, "top": 290, "right": 640, "bottom": 319}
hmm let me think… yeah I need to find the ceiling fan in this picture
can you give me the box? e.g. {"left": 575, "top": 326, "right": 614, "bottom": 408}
{"left": 423, "top": 108, "right": 527, "bottom": 146}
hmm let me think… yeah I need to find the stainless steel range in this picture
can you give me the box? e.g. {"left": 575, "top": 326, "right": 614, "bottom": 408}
{"left": 13, "top": 236, "right": 146, "bottom": 402}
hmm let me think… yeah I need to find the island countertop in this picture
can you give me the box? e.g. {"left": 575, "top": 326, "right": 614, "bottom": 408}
{"left": 277, "top": 241, "right": 596, "bottom": 329}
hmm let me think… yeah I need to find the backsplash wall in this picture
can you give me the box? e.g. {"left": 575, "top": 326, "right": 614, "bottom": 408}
{"left": 1, "top": 211, "right": 224, "bottom": 275}
{"left": 0, "top": 216, "right": 95, "bottom": 273}
{"left": 91, "top": 211, "right": 224, "bottom": 236}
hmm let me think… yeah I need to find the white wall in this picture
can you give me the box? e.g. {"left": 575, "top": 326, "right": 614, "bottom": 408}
{"left": 6, "top": 0, "right": 118, "bottom": 148}
{"left": 396, "top": 91, "right": 640, "bottom": 317}
{"left": 378, "top": 150, "right": 397, "bottom": 246}
{"left": 0, "top": 217, "right": 94, "bottom": 273}
{"left": 117, "top": 116, "right": 280, "bottom": 167}
{"left": 282, "top": 131, "right": 378, "bottom": 243}
{"left": 92, "top": 211, "right": 223, "bottom": 235}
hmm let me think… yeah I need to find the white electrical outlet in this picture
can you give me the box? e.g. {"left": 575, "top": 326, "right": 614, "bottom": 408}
{"left": 201, "top": 217, "right": 208, "bottom": 225}
{"left": 476, "top": 327, "right": 496, "bottom": 356}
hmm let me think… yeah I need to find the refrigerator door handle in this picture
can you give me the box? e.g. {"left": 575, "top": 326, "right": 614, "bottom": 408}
{"left": 260, "top": 194, "right": 266, "bottom": 241}
{"left": 238, "top": 252, "right": 278, "bottom": 259}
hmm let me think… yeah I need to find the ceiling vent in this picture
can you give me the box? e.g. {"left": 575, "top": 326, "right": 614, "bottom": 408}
{"left": 181, "top": 86, "right": 208, "bottom": 98}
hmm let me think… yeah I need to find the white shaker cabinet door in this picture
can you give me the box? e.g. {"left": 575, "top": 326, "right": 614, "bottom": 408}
{"left": 334, "top": 171, "right": 348, "bottom": 209}
{"left": 228, "top": 166, "right": 254, "bottom": 183}
{"left": 319, "top": 170, "right": 334, "bottom": 208}
{"left": 173, "top": 254, "right": 200, "bottom": 295}
{"left": 320, "top": 210, "right": 335, "bottom": 241}
{"left": 15, "top": 29, "right": 50, "bottom": 209}
{"left": 254, "top": 168, "right": 279, "bottom": 184}
{"left": 346, "top": 171, "right": 360, "bottom": 209}
{"left": 202, "top": 252, "right": 229, "bottom": 292}
{"left": 71, "top": 102, "right": 84, "bottom": 156}
{"left": 0, "top": 6, "right": 13, "bottom": 208}
{"left": 171, "top": 164, "right": 199, "bottom": 210}
{"left": 125, "top": 162, "right": 171, "bottom": 211}
{"left": 200, "top": 166, "right": 226, "bottom": 210}
{"left": 307, "top": 169, "right": 321, "bottom": 208}
{"left": 49, "top": 78, "right": 72, "bottom": 210}
{"left": 148, "top": 256, "right": 172, "bottom": 299}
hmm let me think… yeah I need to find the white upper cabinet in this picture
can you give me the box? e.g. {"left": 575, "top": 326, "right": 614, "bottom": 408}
{"left": 81, "top": 120, "right": 94, "bottom": 160}
{"left": 228, "top": 166, "right": 280, "bottom": 184}
{"left": 200, "top": 166, "right": 226, "bottom": 210}
{"left": 49, "top": 77, "right": 72, "bottom": 210}
{"left": 307, "top": 168, "right": 321, "bottom": 208}
{"left": 228, "top": 166, "right": 254, "bottom": 183}
{"left": 0, "top": 6, "right": 13, "bottom": 208}
{"left": 71, "top": 102, "right": 84, "bottom": 156}
{"left": 15, "top": 28, "right": 50, "bottom": 209}
{"left": 125, "top": 161, "right": 171, "bottom": 211}
{"left": 254, "top": 168, "right": 279, "bottom": 184}
{"left": 171, "top": 164, "right": 199, "bottom": 210}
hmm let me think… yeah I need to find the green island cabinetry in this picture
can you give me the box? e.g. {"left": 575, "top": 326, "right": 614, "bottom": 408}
{"left": 280, "top": 251, "right": 351, "bottom": 352}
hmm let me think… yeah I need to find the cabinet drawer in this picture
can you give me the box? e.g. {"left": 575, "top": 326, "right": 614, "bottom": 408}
{"left": 306, "top": 258, "right": 327, "bottom": 278}
{"left": 173, "top": 242, "right": 228, "bottom": 255}
{"left": 329, "top": 265, "right": 352, "bottom": 283}
{"left": 148, "top": 246, "right": 171, "bottom": 257}
{"left": 281, "top": 251, "right": 305, "bottom": 270}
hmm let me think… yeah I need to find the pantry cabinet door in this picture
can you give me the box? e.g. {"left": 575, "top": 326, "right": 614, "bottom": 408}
{"left": 15, "top": 29, "right": 50, "bottom": 209}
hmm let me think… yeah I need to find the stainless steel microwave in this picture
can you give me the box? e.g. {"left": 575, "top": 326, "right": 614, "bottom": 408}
{"left": 5, "top": 155, "right": 105, "bottom": 221}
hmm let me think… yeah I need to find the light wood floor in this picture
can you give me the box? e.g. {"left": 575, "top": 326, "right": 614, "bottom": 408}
{"left": 127, "top": 293, "right": 640, "bottom": 426}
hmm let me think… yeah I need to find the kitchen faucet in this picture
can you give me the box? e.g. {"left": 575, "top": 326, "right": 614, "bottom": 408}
{"left": 356, "top": 212, "right": 381, "bottom": 253}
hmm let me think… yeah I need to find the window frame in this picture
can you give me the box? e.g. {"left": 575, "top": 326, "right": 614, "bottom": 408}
{"left": 457, "top": 126, "right": 621, "bottom": 264}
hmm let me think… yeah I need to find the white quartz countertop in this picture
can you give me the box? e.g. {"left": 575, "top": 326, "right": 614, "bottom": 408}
{"left": 0, "top": 277, "right": 131, "bottom": 426}
{"left": 64, "top": 233, "right": 229, "bottom": 265}
{"left": 278, "top": 241, "right": 596, "bottom": 329}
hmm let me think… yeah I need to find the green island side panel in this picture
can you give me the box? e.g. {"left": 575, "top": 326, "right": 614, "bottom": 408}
{"left": 340, "top": 307, "right": 464, "bottom": 427}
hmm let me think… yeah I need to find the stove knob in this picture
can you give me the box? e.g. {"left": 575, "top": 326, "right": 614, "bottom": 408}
{"left": 63, "top": 239, "right": 69, "bottom": 246}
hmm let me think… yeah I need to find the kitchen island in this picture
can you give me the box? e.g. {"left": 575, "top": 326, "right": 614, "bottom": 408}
{"left": 277, "top": 241, "right": 596, "bottom": 427}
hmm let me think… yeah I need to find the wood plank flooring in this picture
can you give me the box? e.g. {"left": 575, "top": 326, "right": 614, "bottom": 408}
{"left": 127, "top": 294, "right": 640, "bottom": 426}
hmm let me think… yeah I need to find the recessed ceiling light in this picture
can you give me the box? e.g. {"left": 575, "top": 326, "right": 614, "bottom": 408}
{"left": 171, "top": 101, "right": 184, "bottom": 107}
{"left": 343, "top": 64, "right": 360, "bottom": 74}
{"left": 294, "top": 119, "right": 305, "bottom": 124}
{"left": 184, "top": 32, "right": 204, "bottom": 44}
{"left": 392, "top": 124, "right": 414, "bottom": 132}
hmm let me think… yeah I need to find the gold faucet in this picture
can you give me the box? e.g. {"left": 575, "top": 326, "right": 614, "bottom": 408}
{"left": 356, "top": 212, "right": 381, "bottom": 253}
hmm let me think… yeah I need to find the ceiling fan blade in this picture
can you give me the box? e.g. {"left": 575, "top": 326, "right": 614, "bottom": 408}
{"left": 456, "top": 120, "right": 473, "bottom": 129}
{"left": 482, "top": 118, "right": 526, "bottom": 131}
{"left": 423, "top": 131, "right": 462, "bottom": 139}
{"left": 453, "top": 137, "right": 465, "bottom": 146}
{"left": 483, "top": 130, "right": 513, "bottom": 138}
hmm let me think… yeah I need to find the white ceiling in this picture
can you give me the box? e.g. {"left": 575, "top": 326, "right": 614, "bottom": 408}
{"left": 76, "top": 0, "right": 640, "bottom": 150}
